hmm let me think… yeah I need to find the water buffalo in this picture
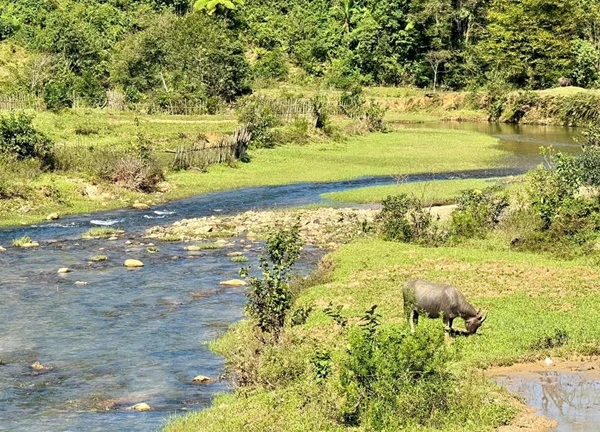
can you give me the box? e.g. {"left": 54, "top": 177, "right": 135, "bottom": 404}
{"left": 558, "top": 77, "right": 571, "bottom": 87}
{"left": 403, "top": 279, "right": 487, "bottom": 335}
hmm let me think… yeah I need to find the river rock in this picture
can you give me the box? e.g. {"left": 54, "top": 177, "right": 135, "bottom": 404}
{"left": 129, "top": 403, "right": 151, "bottom": 412}
{"left": 215, "top": 239, "right": 228, "bottom": 246}
{"left": 184, "top": 245, "right": 204, "bottom": 251}
{"left": 132, "top": 202, "right": 150, "bottom": 210}
{"left": 227, "top": 252, "right": 244, "bottom": 257}
{"left": 57, "top": 268, "right": 71, "bottom": 274}
{"left": 219, "top": 279, "right": 247, "bottom": 287}
{"left": 74, "top": 281, "right": 88, "bottom": 286}
{"left": 31, "top": 361, "right": 47, "bottom": 371}
{"left": 21, "top": 242, "right": 40, "bottom": 248}
{"left": 192, "top": 375, "right": 213, "bottom": 384}
{"left": 0, "top": 246, "right": 5, "bottom": 252}
{"left": 46, "top": 213, "right": 60, "bottom": 221}
{"left": 108, "top": 236, "right": 118, "bottom": 241}
{"left": 124, "top": 259, "right": 144, "bottom": 268}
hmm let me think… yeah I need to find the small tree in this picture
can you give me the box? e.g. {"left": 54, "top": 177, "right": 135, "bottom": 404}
{"left": 241, "top": 224, "right": 304, "bottom": 340}
{"left": 425, "top": 50, "right": 451, "bottom": 92}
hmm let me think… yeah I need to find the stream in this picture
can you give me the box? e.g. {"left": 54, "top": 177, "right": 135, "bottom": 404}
{"left": 0, "top": 123, "right": 592, "bottom": 432}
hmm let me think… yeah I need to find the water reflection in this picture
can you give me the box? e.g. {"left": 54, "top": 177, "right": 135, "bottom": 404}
{"left": 496, "top": 372, "right": 600, "bottom": 431}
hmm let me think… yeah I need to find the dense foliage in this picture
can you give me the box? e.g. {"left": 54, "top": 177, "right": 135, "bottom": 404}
{"left": 1, "top": 0, "right": 599, "bottom": 103}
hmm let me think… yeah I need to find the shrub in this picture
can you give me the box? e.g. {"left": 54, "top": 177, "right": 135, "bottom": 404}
{"left": 241, "top": 224, "right": 304, "bottom": 340}
{"left": 362, "top": 100, "right": 387, "bottom": 132}
{"left": 272, "top": 118, "right": 310, "bottom": 146}
{"left": 340, "top": 318, "right": 454, "bottom": 429}
{"left": 236, "top": 95, "right": 281, "bottom": 148}
{"left": 340, "top": 85, "right": 366, "bottom": 118}
{"left": 0, "top": 112, "right": 54, "bottom": 168}
{"left": 110, "top": 155, "right": 164, "bottom": 192}
{"left": 376, "top": 194, "right": 439, "bottom": 244}
{"left": 527, "top": 150, "right": 581, "bottom": 229}
{"left": 449, "top": 187, "right": 509, "bottom": 239}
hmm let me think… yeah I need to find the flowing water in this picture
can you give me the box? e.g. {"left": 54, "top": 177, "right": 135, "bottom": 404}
{"left": 0, "top": 123, "right": 585, "bottom": 431}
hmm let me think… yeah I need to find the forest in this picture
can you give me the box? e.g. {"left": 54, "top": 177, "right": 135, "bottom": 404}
{"left": 1, "top": 0, "right": 600, "bottom": 109}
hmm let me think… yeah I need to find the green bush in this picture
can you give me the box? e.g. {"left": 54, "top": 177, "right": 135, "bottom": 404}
{"left": 362, "top": 100, "right": 387, "bottom": 132}
{"left": 272, "top": 118, "right": 310, "bottom": 146}
{"left": 527, "top": 150, "right": 581, "bottom": 229}
{"left": 340, "top": 319, "right": 454, "bottom": 429}
{"left": 376, "top": 194, "right": 438, "bottom": 244}
{"left": 450, "top": 187, "right": 508, "bottom": 239}
{"left": 241, "top": 224, "right": 304, "bottom": 340}
{"left": 236, "top": 95, "right": 281, "bottom": 148}
{"left": 0, "top": 112, "right": 54, "bottom": 168}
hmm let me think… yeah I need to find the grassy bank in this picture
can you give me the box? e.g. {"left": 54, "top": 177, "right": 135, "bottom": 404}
{"left": 165, "top": 237, "right": 600, "bottom": 431}
{"left": 322, "top": 178, "right": 502, "bottom": 204}
{"left": 0, "top": 119, "right": 506, "bottom": 227}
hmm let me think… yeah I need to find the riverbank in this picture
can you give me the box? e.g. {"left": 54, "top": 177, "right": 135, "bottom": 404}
{"left": 164, "top": 235, "right": 600, "bottom": 432}
{"left": 0, "top": 122, "right": 506, "bottom": 227}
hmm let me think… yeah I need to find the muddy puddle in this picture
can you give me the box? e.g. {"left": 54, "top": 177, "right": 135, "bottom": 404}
{"left": 494, "top": 368, "right": 600, "bottom": 431}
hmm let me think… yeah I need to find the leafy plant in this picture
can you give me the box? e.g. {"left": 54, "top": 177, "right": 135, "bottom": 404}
{"left": 311, "top": 349, "right": 332, "bottom": 383}
{"left": 340, "top": 321, "right": 454, "bottom": 429}
{"left": 376, "top": 193, "right": 438, "bottom": 244}
{"left": 241, "top": 223, "right": 304, "bottom": 339}
{"left": 450, "top": 187, "right": 509, "bottom": 239}
{"left": 324, "top": 303, "right": 348, "bottom": 329}
{"left": 290, "top": 303, "right": 313, "bottom": 326}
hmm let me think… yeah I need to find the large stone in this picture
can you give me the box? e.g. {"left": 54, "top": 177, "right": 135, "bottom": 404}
{"left": 124, "top": 259, "right": 144, "bottom": 268}
{"left": 46, "top": 213, "right": 60, "bottom": 221}
{"left": 132, "top": 202, "right": 151, "bottom": 210}
{"left": 57, "top": 268, "right": 71, "bottom": 274}
{"left": 129, "top": 403, "right": 151, "bottom": 412}
{"left": 219, "top": 279, "right": 247, "bottom": 287}
{"left": 192, "top": 375, "right": 213, "bottom": 384}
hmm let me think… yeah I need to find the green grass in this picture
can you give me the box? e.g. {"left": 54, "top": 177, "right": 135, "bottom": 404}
{"left": 90, "top": 255, "right": 108, "bottom": 262}
{"left": 82, "top": 227, "right": 123, "bottom": 239}
{"left": 322, "top": 178, "right": 502, "bottom": 204}
{"left": 231, "top": 255, "right": 249, "bottom": 263}
{"left": 31, "top": 109, "right": 238, "bottom": 151}
{"left": 12, "top": 235, "right": 34, "bottom": 247}
{"left": 167, "top": 235, "right": 600, "bottom": 432}
{"left": 168, "top": 129, "right": 507, "bottom": 200}
{"left": 185, "top": 242, "right": 222, "bottom": 250}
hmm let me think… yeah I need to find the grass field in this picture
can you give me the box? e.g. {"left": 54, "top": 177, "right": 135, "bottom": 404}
{"left": 165, "top": 237, "right": 600, "bottom": 431}
{"left": 322, "top": 178, "right": 504, "bottom": 204}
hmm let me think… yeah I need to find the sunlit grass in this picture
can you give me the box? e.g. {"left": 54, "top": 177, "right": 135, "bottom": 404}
{"left": 322, "top": 178, "right": 503, "bottom": 204}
